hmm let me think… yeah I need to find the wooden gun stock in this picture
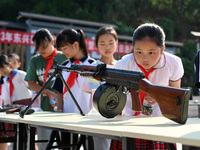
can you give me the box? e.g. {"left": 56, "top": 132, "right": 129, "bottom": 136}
{"left": 129, "top": 89, "right": 142, "bottom": 112}
{"left": 6, "top": 107, "right": 21, "bottom": 114}
{"left": 135, "top": 78, "right": 190, "bottom": 124}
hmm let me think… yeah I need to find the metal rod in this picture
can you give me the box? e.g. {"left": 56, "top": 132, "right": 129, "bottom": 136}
{"left": 20, "top": 64, "right": 85, "bottom": 118}
{"left": 58, "top": 71, "right": 85, "bottom": 116}
{"left": 20, "top": 70, "right": 57, "bottom": 118}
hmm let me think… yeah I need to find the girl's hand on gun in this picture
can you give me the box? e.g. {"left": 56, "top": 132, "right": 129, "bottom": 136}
{"left": 145, "top": 96, "right": 157, "bottom": 105}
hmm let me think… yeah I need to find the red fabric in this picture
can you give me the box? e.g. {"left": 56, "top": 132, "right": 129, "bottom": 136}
{"left": 13, "top": 98, "right": 32, "bottom": 105}
{"left": 7, "top": 75, "right": 15, "bottom": 105}
{"left": 42, "top": 48, "right": 58, "bottom": 85}
{"left": 133, "top": 64, "right": 156, "bottom": 116}
{"left": 134, "top": 139, "right": 170, "bottom": 149}
{"left": 0, "top": 123, "right": 14, "bottom": 138}
{"left": 63, "top": 60, "right": 80, "bottom": 95}
{"left": 110, "top": 140, "right": 122, "bottom": 150}
{"left": 110, "top": 139, "right": 175, "bottom": 150}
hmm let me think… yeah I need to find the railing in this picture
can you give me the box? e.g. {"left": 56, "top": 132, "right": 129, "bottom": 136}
{"left": 0, "top": 43, "right": 25, "bottom": 71}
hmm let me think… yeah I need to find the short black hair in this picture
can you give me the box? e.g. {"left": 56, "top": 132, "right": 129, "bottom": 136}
{"left": 0, "top": 55, "right": 9, "bottom": 68}
{"left": 8, "top": 53, "right": 20, "bottom": 62}
{"left": 32, "top": 28, "right": 54, "bottom": 51}
{"left": 95, "top": 26, "right": 118, "bottom": 48}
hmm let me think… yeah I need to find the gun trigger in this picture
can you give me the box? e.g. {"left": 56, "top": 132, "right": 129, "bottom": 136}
{"left": 176, "top": 96, "right": 181, "bottom": 105}
{"left": 115, "top": 86, "right": 120, "bottom": 92}
{"left": 123, "top": 87, "right": 129, "bottom": 94}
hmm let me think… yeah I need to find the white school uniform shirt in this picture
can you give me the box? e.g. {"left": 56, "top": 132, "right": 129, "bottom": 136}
{"left": 52, "top": 55, "right": 96, "bottom": 114}
{"left": 1, "top": 70, "right": 33, "bottom": 105}
{"left": 114, "top": 52, "right": 184, "bottom": 117}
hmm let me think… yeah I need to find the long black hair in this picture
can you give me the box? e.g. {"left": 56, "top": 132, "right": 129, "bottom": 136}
{"left": 56, "top": 28, "right": 88, "bottom": 55}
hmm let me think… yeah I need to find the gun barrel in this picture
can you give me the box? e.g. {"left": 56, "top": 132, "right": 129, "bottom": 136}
{"left": 70, "top": 64, "right": 98, "bottom": 72}
{"left": 70, "top": 64, "right": 145, "bottom": 90}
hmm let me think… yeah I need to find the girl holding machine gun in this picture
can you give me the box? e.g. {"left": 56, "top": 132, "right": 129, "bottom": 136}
{"left": 52, "top": 28, "right": 95, "bottom": 149}
{"left": 110, "top": 23, "right": 184, "bottom": 149}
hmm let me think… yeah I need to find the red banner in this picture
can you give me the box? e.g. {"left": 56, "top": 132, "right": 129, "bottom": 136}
{"left": 0, "top": 29, "right": 34, "bottom": 46}
{"left": 0, "top": 29, "right": 132, "bottom": 54}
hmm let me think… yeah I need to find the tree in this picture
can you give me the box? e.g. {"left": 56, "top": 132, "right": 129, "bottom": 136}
{"left": 176, "top": 40, "right": 198, "bottom": 94}
{"left": 1, "top": 0, "right": 200, "bottom": 94}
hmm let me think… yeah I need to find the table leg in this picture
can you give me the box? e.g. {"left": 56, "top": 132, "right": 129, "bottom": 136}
{"left": 17, "top": 123, "right": 27, "bottom": 150}
{"left": 198, "top": 105, "right": 200, "bottom": 118}
{"left": 166, "top": 143, "right": 176, "bottom": 150}
{"left": 122, "top": 137, "right": 137, "bottom": 150}
{"left": 28, "top": 126, "right": 35, "bottom": 150}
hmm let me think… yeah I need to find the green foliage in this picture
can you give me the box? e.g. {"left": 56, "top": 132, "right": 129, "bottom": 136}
{"left": 0, "top": 0, "right": 36, "bottom": 21}
{"left": 176, "top": 40, "right": 198, "bottom": 95}
{"left": 156, "top": 18, "right": 174, "bottom": 41}
{"left": 113, "top": 20, "right": 135, "bottom": 35}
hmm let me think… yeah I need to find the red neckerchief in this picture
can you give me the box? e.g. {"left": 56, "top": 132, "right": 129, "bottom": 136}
{"left": 63, "top": 60, "right": 80, "bottom": 95}
{"left": 42, "top": 48, "right": 58, "bottom": 85}
{"left": 7, "top": 70, "right": 18, "bottom": 104}
{"left": 133, "top": 64, "right": 156, "bottom": 116}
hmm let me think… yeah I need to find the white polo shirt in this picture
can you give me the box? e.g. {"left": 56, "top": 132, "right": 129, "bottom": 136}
{"left": 2, "top": 70, "right": 33, "bottom": 105}
{"left": 114, "top": 52, "right": 184, "bottom": 116}
{"left": 52, "top": 55, "right": 96, "bottom": 114}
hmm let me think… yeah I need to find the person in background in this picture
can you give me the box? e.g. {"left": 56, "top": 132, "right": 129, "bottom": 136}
{"left": 192, "top": 45, "right": 200, "bottom": 150}
{"left": 110, "top": 23, "right": 184, "bottom": 149}
{"left": 93, "top": 25, "right": 118, "bottom": 66}
{"left": 0, "top": 73, "right": 6, "bottom": 150}
{"left": 0, "top": 75, "right": 3, "bottom": 106}
{"left": 0, "top": 74, "right": 3, "bottom": 102}
{"left": 52, "top": 28, "right": 95, "bottom": 150}
{"left": 8, "top": 53, "right": 21, "bottom": 70}
{"left": 25, "top": 28, "right": 67, "bottom": 150}
{"left": 85, "top": 25, "right": 118, "bottom": 150}
{"left": 194, "top": 50, "right": 200, "bottom": 89}
{"left": 0, "top": 54, "right": 34, "bottom": 150}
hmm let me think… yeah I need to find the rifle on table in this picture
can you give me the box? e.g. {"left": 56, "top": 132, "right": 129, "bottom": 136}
{"left": 0, "top": 104, "right": 35, "bottom": 115}
{"left": 64, "top": 63, "right": 190, "bottom": 124}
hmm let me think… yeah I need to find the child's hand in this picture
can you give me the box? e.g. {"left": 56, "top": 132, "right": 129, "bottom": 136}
{"left": 44, "top": 89, "right": 58, "bottom": 106}
{"left": 144, "top": 96, "right": 157, "bottom": 105}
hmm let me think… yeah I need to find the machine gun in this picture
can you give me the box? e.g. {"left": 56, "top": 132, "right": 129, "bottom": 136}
{"left": 66, "top": 63, "right": 190, "bottom": 124}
